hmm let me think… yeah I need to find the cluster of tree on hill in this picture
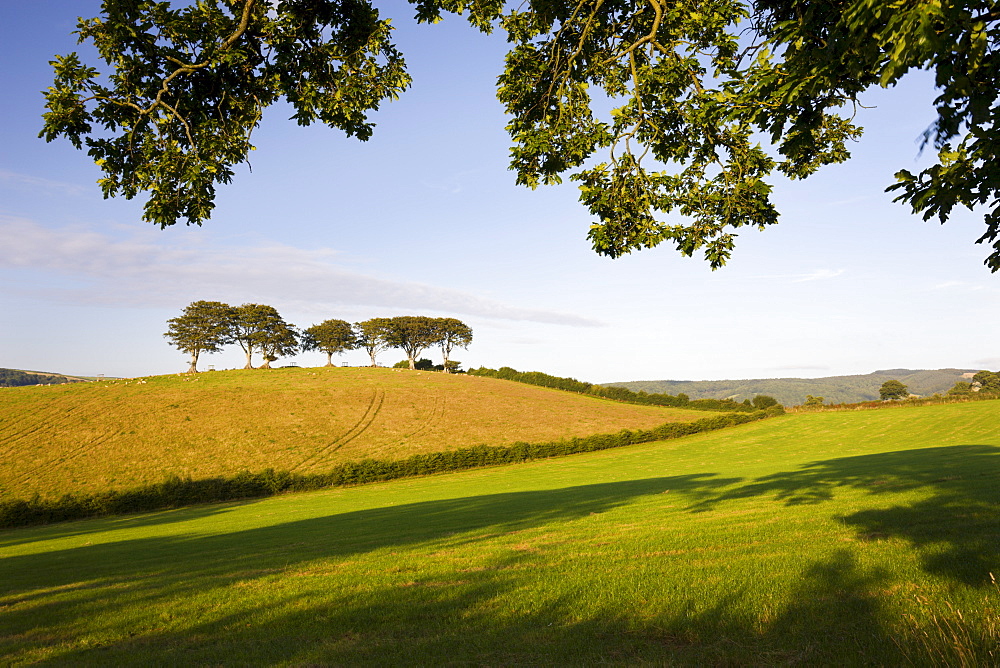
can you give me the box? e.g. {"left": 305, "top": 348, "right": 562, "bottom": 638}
{"left": 467, "top": 367, "right": 781, "bottom": 413}
{"left": 164, "top": 301, "right": 472, "bottom": 373}
{"left": 0, "top": 368, "right": 83, "bottom": 388}
{"left": 948, "top": 370, "right": 1000, "bottom": 396}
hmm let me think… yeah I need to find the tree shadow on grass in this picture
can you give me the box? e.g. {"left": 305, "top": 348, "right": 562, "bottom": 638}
{"left": 0, "top": 474, "right": 741, "bottom": 659}
{"left": 15, "top": 544, "right": 929, "bottom": 665}
{"left": 4, "top": 446, "right": 999, "bottom": 664}
{"left": 0, "top": 502, "right": 252, "bottom": 550}
{"left": 689, "top": 444, "right": 1000, "bottom": 585}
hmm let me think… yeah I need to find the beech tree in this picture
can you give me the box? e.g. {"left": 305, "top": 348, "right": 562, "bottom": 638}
{"left": 385, "top": 316, "right": 439, "bottom": 370}
{"left": 354, "top": 317, "right": 394, "bottom": 367}
{"left": 230, "top": 303, "right": 291, "bottom": 369}
{"left": 434, "top": 318, "right": 473, "bottom": 373}
{"left": 40, "top": 1, "right": 1000, "bottom": 270}
{"left": 164, "top": 300, "right": 233, "bottom": 373}
{"left": 302, "top": 319, "right": 357, "bottom": 366}
{"left": 258, "top": 320, "right": 300, "bottom": 369}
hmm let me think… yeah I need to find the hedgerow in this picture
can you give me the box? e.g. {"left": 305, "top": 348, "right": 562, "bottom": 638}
{"left": 467, "top": 366, "right": 760, "bottom": 412}
{"left": 0, "top": 408, "right": 781, "bottom": 529}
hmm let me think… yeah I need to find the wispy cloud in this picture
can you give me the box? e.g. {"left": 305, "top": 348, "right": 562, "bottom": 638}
{"left": 0, "top": 170, "right": 87, "bottom": 197}
{"left": 932, "top": 280, "right": 985, "bottom": 291}
{"left": 0, "top": 216, "right": 602, "bottom": 327}
{"left": 768, "top": 364, "right": 831, "bottom": 372}
{"left": 418, "top": 169, "right": 482, "bottom": 195}
{"left": 792, "top": 268, "right": 845, "bottom": 282}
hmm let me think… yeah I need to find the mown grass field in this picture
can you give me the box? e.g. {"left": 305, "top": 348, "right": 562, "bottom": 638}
{"left": 0, "top": 368, "right": 709, "bottom": 501}
{"left": 2, "top": 400, "right": 998, "bottom": 665}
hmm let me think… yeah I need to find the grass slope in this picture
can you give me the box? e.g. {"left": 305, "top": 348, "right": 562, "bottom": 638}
{"left": 0, "top": 367, "right": 708, "bottom": 500}
{"left": 610, "top": 367, "right": 975, "bottom": 405}
{"left": 2, "top": 400, "right": 998, "bottom": 665}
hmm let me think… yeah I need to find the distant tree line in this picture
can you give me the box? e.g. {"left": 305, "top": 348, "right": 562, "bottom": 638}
{"left": 0, "top": 369, "right": 81, "bottom": 388}
{"left": 467, "top": 366, "right": 781, "bottom": 413}
{"left": 791, "top": 372, "right": 1000, "bottom": 412}
{"left": 164, "top": 301, "right": 472, "bottom": 373}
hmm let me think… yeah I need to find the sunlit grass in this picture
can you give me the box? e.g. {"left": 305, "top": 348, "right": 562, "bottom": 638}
{"left": 2, "top": 400, "right": 998, "bottom": 664}
{"left": 0, "top": 367, "right": 707, "bottom": 500}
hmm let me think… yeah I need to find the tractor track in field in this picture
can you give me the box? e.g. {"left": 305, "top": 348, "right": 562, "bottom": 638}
{"left": 0, "top": 395, "right": 109, "bottom": 454}
{"left": 0, "top": 404, "right": 57, "bottom": 450}
{"left": 5, "top": 426, "right": 125, "bottom": 492}
{"left": 400, "top": 394, "right": 445, "bottom": 442}
{"left": 291, "top": 387, "right": 385, "bottom": 473}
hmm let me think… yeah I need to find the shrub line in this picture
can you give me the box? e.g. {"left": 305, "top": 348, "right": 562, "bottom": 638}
{"left": 786, "top": 392, "right": 1000, "bottom": 413}
{"left": 467, "top": 366, "right": 764, "bottom": 412}
{"left": 0, "top": 408, "right": 782, "bottom": 529}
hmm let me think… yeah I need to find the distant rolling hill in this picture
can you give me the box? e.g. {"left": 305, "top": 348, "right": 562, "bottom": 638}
{"left": 0, "top": 368, "right": 90, "bottom": 387}
{"left": 607, "top": 368, "right": 977, "bottom": 406}
{"left": 0, "top": 367, "right": 713, "bottom": 501}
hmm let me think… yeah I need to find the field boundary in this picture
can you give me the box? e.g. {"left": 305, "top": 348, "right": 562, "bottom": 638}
{"left": 0, "top": 408, "right": 781, "bottom": 529}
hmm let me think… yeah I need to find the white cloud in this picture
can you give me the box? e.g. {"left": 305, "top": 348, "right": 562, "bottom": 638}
{"left": 792, "top": 268, "right": 845, "bottom": 282}
{"left": 0, "top": 170, "right": 87, "bottom": 197}
{"left": 768, "top": 364, "right": 831, "bottom": 372}
{"left": 932, "top": 280, "right": 985, "bottom": 291}
{"left": 0, "top": 216, "right": 602, "bottom": 326}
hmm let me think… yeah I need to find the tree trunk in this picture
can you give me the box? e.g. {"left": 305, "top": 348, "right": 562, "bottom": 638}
{"left": 408, "top": 355, "right": 416, "bottom": 370}
{"left": 260, "top": 359, "right": 271, "bottom": 369}
{"left": 369, "top": 349, "right": 378, "bottom": 367}
{"left": 325, "top": 352, "right": 333, "bottom": 367}
{"left": 187, "top": 351, "right": 199, "bottom": 374}
{"left": 442, "top": 350, "right": 450, "bottom": 373}
{"left": 244, "top": 349, "right": 254, "bottom": 369}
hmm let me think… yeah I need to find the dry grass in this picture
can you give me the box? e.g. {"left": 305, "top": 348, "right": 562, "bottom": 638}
{"left": 0, "top": 367, "right": 708, "bottom": 500}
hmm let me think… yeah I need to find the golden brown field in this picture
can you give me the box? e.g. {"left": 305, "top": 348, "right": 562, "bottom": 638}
{"left": 0, "top": 367, "right": 708, "bottom": 500}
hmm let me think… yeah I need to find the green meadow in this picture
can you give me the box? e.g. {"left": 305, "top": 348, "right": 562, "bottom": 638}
{"left": 2, "top": 399, "right": 998, "bottom": 665}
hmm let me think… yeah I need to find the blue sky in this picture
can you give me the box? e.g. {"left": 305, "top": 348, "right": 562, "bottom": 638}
{"left": 2, "top": 1, "right": 998, "bottom": 383}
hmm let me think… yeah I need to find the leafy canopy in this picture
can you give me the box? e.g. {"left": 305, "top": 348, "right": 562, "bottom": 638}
{"left": 879, "top": 379, "right": 909, "bottom": 401}
{"left": 164, "top": 300, "right": 234, "bottom": 372}
{"left": 302, "top": 319, "right": 357, "bottom": 365}
{"left": 385, "top": 316, "right": 440, "bottom": 369}
{"left": 41, "top": 0, "right": 1000, "bottom": 269}
{"left": 354, "top": 317, "right": 395, "bottom": 366}
{"left": 230, "top": 303, "right": 297, "bottom": 368}
{"left": 434, "top": 317, "right": 473, "bottom": 372}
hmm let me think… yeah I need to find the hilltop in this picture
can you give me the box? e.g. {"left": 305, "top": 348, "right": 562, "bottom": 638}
{"left": 607, "top": 367, "right": 975, "bottom": 405}
{"left": 0, "top": 366, "right": 711, "bottom": 501}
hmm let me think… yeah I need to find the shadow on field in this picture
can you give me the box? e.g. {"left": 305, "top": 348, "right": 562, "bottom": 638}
{"left": 3, "top": 445, "right": 999, "bottom": 664}
{"left": 0, "top": 502, "right": 248, "bottom": 550}
{"left": 690, "top": 444, "right": 1000, "bottom": 585}
{"left": 1, "top": 473, "right": 929, "bottom": 665}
